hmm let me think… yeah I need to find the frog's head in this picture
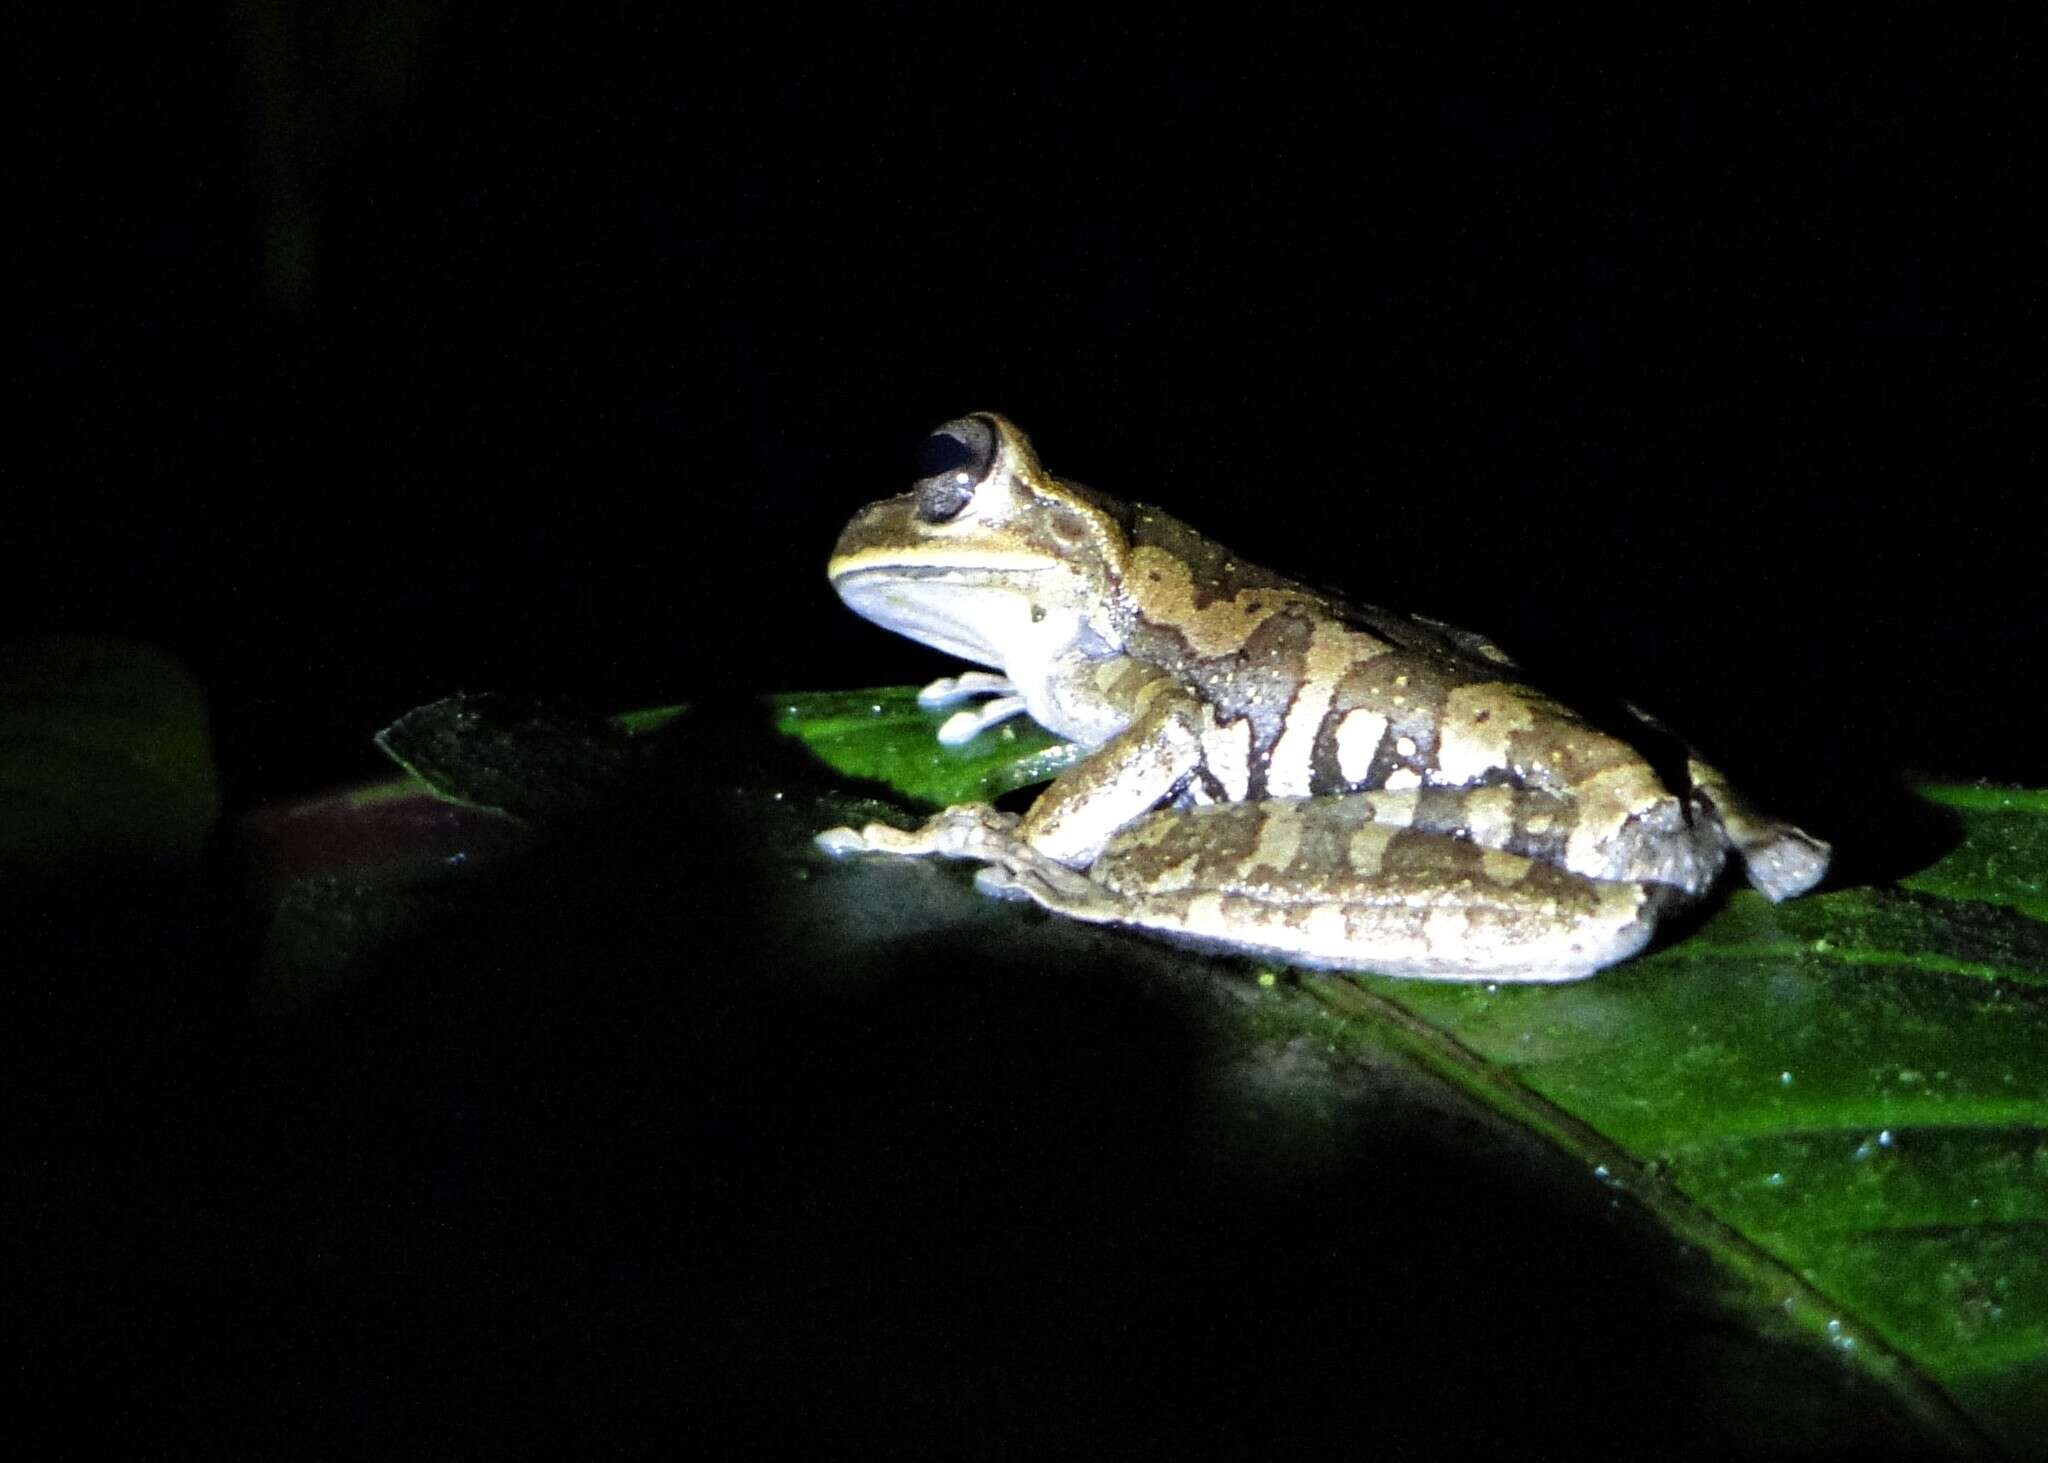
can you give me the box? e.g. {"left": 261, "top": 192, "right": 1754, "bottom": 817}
{"left": 827, "top": 413, "right": 1127, "bottom": 672}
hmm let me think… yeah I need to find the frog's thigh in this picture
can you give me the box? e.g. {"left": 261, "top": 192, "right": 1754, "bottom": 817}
{"left": 1086, "top": 800, "right": 1665, "bottom": 982}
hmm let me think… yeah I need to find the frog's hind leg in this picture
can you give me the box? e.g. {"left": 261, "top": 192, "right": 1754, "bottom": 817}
{"left": 1082, "top": 799, "right": 1671, "bottom": 982}
{"left": 1683, "top": 757, "right": 1831, "bottom": 902}
{"left": 1620, "top": 699, "right": 1831, "bottom": 902}
{"left": 820, "top": 796, "right": 1676, "bottom": 981}
{"left": 1344, "top": 784, "right": 1729, "bottom": 897}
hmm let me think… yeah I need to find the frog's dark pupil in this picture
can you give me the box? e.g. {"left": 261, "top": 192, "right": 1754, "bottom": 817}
{"left": 912, "top": 430, "right": 976, "bottom": 482}
{"left": 911, "top": 420, "right": 996, "bottom": 522}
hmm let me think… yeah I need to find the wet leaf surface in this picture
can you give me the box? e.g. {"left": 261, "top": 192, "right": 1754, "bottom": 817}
{"left": 783, "top": 685, "right": 2048, "bottom": 1454}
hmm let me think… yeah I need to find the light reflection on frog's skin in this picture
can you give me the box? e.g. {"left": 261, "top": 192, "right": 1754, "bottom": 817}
{"left": 816, "top": 413, "right": 1829, "bottom": 981}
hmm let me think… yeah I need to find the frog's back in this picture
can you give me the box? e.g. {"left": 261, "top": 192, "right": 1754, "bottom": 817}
{"left": 1112, "top": 501, "right": 1507, "bottom": 667}
{"left": 1110, "top": 501, "right": 1589, "bottom": 800}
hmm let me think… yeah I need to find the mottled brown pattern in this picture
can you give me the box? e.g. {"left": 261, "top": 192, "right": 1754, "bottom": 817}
{"left": 1104, "top": 801, "right": 1264, "bottom": 887}
{"left": 1126, "top": 599, "right": 1315, "bottom": 798}
{"left": 1407, "top": 786, "right": 1572, "bottom": 865}
{"left": 1322, "top": 657, "right": 1450, "bottom": 788}
{"left": 1378, "top": 829, "right": 1605, "bottom": 909}
{"left": 1504, "top": 711, "right": 1647, "bottom": 789}
{"left": 1281, "top": 803, "right": 1369, "bottom": 882}
{"left": 1106, "top": 501, "right": 1624, "bottom": 803}
{"left": 1121, "top": 506, "right": 1488, "bottom": 660}
{"left": 1124, "top": 505, "right": 1302, "bottom": 608}
{"left": 1381, "top": 827, "right": 1489, "bottom": 879}
{"left": 823, "top": 413, "right": 1830, "bottom": 979}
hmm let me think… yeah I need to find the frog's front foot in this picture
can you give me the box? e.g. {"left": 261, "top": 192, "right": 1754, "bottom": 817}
{"left": 916, "top": 672, "right": 1013, "bottom": 709}
{"left": 916, "top": 672, "right": 1032, "bottom": 745}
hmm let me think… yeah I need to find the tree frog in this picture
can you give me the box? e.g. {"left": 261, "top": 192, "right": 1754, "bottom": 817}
{"left": 816, "top": 413, "right": 1829, "bottom": 981}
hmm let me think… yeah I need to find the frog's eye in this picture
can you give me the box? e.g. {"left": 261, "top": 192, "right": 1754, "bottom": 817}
{"left": 911, "top": 415, "right": 997, "bottom": 523}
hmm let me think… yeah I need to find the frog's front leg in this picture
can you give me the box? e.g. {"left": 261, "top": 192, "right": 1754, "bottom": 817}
{"left": 1010, "top": 671, "right": 1205, "bottom": 864}
{"left": 816, "top": 666, "right": 1205, "bottom": 873}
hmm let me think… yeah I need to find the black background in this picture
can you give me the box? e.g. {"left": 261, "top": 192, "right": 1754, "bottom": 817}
{"left": 13, "top": 8, "right": 2041, "bottom": 1456}
{"left": 20, "top": 10, "right": 2041, "bottom": 804}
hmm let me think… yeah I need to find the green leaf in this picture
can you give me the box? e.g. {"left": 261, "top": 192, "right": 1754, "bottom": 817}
{"left": 1326, "top": 881, "right": 2048, "bottom": 1453}
{"left": 773, "top": 685, "right": 1082, "bottom": 807}
{"left": 1902, "top": 784, "right": 2048, "bottom": 921}
{"left": 374, "top": 692, "right": 643, "bottom": 823}
{"left": 782, "top": 686, "right": 2048, "bottom": 1454}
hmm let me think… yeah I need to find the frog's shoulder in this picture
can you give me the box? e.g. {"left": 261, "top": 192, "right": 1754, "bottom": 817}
{"left": 1119, "top": 501, "right": 1304, "bottom": 605}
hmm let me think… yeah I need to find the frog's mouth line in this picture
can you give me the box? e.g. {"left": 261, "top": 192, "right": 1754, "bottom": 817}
{"left": 828, "top": 548, "right": 1059, "bottom": 582}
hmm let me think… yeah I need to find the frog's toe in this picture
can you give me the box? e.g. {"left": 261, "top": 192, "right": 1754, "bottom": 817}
{"left": 972, "top": 865, "right": 1035, "bottom": 902}
{"left": 974, "top": 852, "right": 1119, "bottom": 916}
{"left": 930, "top": 803, "right": 1022, "bottom": 850}
{"left": 814, "top": 826, "right": 871, "bottom": 857}
{"left": 916, "top": 671, "right": 1015, "bottom": 708}
{"left": 936, "top": 695, "right": 1030, "bottom": 745}
{"left": 1740, "top": 827, "right": 1832, "bottom": 902}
